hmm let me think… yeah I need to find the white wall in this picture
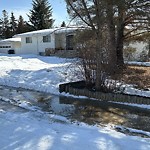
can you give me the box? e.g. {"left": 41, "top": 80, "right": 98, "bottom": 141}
{"left": 20, "top": 36, "right": 38, "bottom": 54}
{"left": 20, "top": 33, "right": 55, "bottom": 54}
{"left": 38, "top": 33, "right": 55, "bottom": 53}
{"left": 12, "top": 42, "right": 21, "bottom": 54}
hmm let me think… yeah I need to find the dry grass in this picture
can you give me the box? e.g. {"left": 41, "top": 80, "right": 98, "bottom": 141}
{"left": 120, "top": 65, "right": 150, "bottom": 90}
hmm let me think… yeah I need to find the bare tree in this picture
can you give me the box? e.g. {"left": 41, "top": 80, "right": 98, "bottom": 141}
{"left": 65, "top": 0, "right": 150, "bottom": 90}
{"left": 115, "top": 0, "right": 150, "bottom": 66}
{"left": 65, "top": 0, "right": 118, "bottom": 90}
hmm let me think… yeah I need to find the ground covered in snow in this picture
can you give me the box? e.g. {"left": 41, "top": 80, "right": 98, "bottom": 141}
{"left": 0, "top": 101, "right": 150, "bottom": 150}
{"left": 0, "top": 54, "right": 149, "bottom": 97}
{"left": 0, "top": 54, "right": 150, "bottom": 150}
{"left": 0, "top": 54, "right": 80, "bottom": 95}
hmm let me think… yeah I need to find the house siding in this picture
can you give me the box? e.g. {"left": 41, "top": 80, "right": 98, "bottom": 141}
{"left": 21, "top": 36, "right": 38, "bottom": 54}
{"left": 38, "top": 33, "right": 55, "bottom": 53}
{"left": 20, "top": 33, "right": 55, "bottom": 54}
{"left": 12, "top": 42, "right": 21, "bottom": 54}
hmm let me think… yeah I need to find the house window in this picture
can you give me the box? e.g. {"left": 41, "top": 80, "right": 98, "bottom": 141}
{"left": 66, "top": 35, "right": 74, "bottom": 50}
{"left": 0, "top": 46, "right": 11, "bottom": 48}
{"left": 26, "top": 37, "right": 32, "bottom": 43}
{"left": 6, "top": 46, "right": 11, "bottom": 48}
{"left": 43, "top": 35, "right": 51, "bottom": 43}
{"left": 0, "top": 45, "right": 11, "bottom": 48}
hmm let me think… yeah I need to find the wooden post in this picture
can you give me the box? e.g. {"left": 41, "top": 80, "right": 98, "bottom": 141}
{"left": 59, "top": 82, "right": 150, "bottom": 105}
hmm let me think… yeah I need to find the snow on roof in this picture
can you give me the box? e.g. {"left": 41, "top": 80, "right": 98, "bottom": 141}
{"left": 55, "top": 27, "right": 80, "bottom": 34}
{"left": 15, "top": 27, "right": 82, "bottom": 37}
{"left": 0, "top": 37, "right": 21, "bottom": 43}
{"left": 15, "top": 28, "right": 54, "bottom": 36}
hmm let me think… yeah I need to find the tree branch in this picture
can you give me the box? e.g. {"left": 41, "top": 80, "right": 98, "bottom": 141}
{"left": 66, "top": 0, "right": 93, "bottom": 28}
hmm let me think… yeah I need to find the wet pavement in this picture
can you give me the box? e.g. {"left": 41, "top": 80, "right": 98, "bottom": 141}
{"left": 0, "top": 99, "right": 27, "bottom": 113}
{"left": 0, "top": 85, "right": 150, "bottom": 133}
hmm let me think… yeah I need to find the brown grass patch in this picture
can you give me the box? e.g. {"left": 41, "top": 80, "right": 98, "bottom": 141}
{"left": 120, "top": 65, "right": 150, "bottom": 89}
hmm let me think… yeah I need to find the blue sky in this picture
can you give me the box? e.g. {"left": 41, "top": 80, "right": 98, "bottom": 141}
{"left": 0, "top": 0, "right": 69, "bottom": 26}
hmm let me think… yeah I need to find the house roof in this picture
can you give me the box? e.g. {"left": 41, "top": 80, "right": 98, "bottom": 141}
{"left": 0, "top": 37, "right": 21, "bottom": 43}
{"left": 14, "top": 27, "right": 81, "bottom": 37}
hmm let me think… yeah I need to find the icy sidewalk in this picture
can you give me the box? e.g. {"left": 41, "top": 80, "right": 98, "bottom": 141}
{"left": 0, "top": 100, "right": 150, "bottom": 150}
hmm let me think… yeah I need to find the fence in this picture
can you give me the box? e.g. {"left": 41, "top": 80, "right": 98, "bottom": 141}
{"left": 59, "top": 81, "right": 150, "bottom": 105}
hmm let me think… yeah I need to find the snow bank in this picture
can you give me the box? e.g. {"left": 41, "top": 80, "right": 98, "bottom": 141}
{"left": 0, "top": 54, "right": 81, "bottom": 95}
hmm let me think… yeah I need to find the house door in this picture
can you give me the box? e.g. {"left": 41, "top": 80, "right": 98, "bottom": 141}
{"left": 66, "top": 35, "right": 74, "bottom": 50}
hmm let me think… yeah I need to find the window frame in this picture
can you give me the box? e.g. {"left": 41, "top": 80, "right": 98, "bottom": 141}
{"left": 0, "top": 45, "right": 11, "bottom": 48}
{"left": 43, "top": 35, "right": 51, "bottom": 43}
{"left": 26, "top": 37, "right": 32, "bottom": 43}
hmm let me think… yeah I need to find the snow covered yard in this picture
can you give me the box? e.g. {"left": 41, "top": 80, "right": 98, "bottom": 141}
{"left": 0, "top": 54, "right": 80, "bottom": 95}
{"left": 0, "top": 53, "right": 150, "bottom": 150}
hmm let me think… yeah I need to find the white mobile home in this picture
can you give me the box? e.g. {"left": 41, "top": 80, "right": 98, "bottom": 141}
{"left": 0, "top": 27, "right": 78, "bottom": 55}
{"left": 14, "top": 27, "right": 78, "bottom": 55}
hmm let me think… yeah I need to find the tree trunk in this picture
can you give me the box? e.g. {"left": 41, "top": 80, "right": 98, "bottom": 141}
{"left": 106, "top": 0, "right": 117, "bottom": 74}
{"left": 95, "top": 31, "right": 103, "bottom": 90}
{"left": 116, "top": 24, "right": 124, "bottom": 68}
{"left": 116, "top": 1, "right": 125, "bottom": 69}
{"left": 94, "top": 0, "right": 104, "bottom": 90}
{"left": 148, "top": 40, "right": 150, "bottom": 59}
